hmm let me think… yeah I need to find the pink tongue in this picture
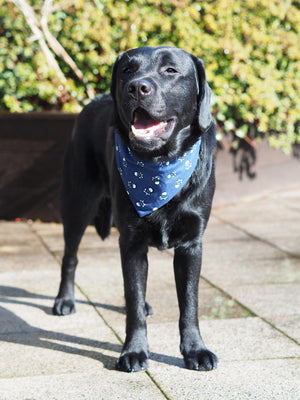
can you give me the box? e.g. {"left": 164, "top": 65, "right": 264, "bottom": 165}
{"left": 131, "top": 121, "right": 168, "bottom": 137}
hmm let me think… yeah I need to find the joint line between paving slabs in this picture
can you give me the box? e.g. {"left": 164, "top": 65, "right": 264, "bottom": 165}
{"left": 76, "top": 284, "right": 172, "bottom": 400}
{"left": 28, "top": 222, "right": 62, "bottom": 264}
{"left": 29, "top": 222, "right": 171, "bottom": 399}
{"left": 212, "top": 214, "right": 300, "bottom": 260}
{"left": 201, "top": 275, "right": 300, "bottom": 346}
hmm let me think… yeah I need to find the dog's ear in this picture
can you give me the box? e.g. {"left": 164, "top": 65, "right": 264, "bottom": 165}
{"left": 110, "top": 52, "right": 124, "bottom": 102}
{"left": 192, "top": 56, "right": 213, "bottom": 132}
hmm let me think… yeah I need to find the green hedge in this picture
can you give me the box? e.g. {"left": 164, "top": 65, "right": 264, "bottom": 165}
{"left": 1, "top": 0, "right": 299, "bottom": 153}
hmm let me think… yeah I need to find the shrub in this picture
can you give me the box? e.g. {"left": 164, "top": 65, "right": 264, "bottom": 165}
{"left": 1, "top": 0, "right": 299, "bottom": 153}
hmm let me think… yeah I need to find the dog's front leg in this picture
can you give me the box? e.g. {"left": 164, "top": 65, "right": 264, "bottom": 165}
{"left": 116, "top": 240, "right": 150, "bottom": 372}
{"left": 174, "top": 244, "right": 218, "bottom": 371}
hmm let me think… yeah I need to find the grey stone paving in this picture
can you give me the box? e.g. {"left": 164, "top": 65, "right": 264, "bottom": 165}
{"left": 0, "top": 186, "right": 299, "bottom": 399}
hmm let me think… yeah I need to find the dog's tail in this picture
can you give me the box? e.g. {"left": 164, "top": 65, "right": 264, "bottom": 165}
{"left": 94, "top": 197, "right": 113, "bottom": 240}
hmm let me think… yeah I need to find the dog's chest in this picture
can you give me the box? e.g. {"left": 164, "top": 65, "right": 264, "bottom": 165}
{"left": 147, "top": 211, "right": 201, "bottom": 250}
{"left": 148, "top": 218, "right": 170, "bottom": 250}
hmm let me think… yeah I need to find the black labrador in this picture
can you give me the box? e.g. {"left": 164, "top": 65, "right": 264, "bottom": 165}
{"left": 53, "top": 46, "right": 218, "bottom": 372}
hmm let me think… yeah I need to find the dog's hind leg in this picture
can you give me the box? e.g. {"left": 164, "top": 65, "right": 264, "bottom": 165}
{"left": 53, "top": 144, "right": 107, "bottom": 316}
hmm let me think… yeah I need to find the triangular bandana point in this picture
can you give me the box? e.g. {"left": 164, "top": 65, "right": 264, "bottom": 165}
{"left": 115, "top": 132, "right": 201, "bottom": 217}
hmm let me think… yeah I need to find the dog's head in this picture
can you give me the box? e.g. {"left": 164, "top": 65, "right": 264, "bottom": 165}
{"left": 111, "top": 46, "right": 213, "bottom": 159}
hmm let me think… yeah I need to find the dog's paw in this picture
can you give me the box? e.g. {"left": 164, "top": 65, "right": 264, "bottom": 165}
{"left": 184, "top": 349, "right": 218, "bottom": 371}
{"left": 52, "top": 297, "right": 76, "bottom": 315}
{"left": 116, "top": 351, "right": 149, "bottom": 373}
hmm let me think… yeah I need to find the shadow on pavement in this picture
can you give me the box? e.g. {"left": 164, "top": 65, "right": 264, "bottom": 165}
{"left": 0, "top": 285, "right": 184, "bottom": 370}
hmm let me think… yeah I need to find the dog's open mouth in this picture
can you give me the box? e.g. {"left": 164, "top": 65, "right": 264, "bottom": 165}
{"left": 131, "top": 108, "right": 175, "bottom": 140}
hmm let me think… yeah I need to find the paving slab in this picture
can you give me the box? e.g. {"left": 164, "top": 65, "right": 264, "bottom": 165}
{"left": 0, "top": 224, "right": 163, "bottom": 399}
{"left": 75, "top": 249, "right": 251, "bottom": 329}
{"left": 213, "top": 139, "right": 300, "bottom": 208}
{"left": 0, "top": 272, "right": 119, "bottom": 378}
{"left": 206, "top": 188, "right": 300, "bottom": 344}
{"left": 135, "top": 318, "right": 300, "bottom": 366}
{"left": 32, "top": 224, "right": 250, "bottom": 329}
{"left": 221, "top": 283, "right": 300, "bottom": 343}
{"left": 0, "top": 221, "right": 57, "bottom": 271}
{"left": 213, "top": 188, "right": 300, "bottom": 257}
{"left": 149, "top": 359, "right": 300, "bottom": 400}
{"left": 0, "top": 371, "right": 165, "bottom": 400}
{"left": 116, "top": 319, "right": 299, "bottom": 400}
{"left": 1, "top": 186, "right": 300, "bottom": 400}
{"left": 202, "top": 217, "right": 300, "bottom": 286}
{"left": 32, "top": 222, "right": 118, "bottom": 253}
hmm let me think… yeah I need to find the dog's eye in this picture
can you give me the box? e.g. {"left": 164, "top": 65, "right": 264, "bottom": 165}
{"left": 165, "top": 67, "right": 178, "bottom": 74}
{"left": 122, "top": 67, "right": 132, "bottom": 74}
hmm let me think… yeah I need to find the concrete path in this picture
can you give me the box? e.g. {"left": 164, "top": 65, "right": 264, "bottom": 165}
{"left": 0, "top": 187, "right": 299, "bottom": 399}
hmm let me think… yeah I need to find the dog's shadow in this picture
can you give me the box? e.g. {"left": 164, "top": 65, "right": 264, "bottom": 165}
{"left": 0, "top": 286, "right": 184, "bottom": 370}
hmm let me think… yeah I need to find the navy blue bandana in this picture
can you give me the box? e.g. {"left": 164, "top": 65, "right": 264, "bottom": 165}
{"left": 115, "top": 132, "right": 201, "bottom": 217}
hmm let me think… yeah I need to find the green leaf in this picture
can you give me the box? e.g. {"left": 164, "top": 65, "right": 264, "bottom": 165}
{"left": 224, "top": 119, "right": 235, "bottom": 132}
{"left": 235, "top": 125, "right": 249, "bottom": 138}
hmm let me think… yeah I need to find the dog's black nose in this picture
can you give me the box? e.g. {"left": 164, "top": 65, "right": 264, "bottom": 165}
{"left": 127, "top": 79, "right": 152, "bottom": 98}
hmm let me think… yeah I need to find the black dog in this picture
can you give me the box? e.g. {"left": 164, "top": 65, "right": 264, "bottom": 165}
{"left": 53, "top": 46, "right": 218, "bottom": 372}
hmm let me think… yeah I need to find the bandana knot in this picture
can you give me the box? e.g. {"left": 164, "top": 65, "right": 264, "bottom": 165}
{"left": 115, "top": 132, "right": 201, "bottom": 217}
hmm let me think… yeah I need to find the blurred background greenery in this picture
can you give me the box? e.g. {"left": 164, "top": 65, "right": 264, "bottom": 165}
{"left": 1, "top": 0, "right": 299, "bottom": 154}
